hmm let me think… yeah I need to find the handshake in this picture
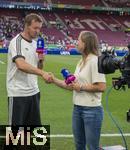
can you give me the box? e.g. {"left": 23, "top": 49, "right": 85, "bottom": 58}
{"left": 41, "top": 69, "right": 82, "bottom": 92}
{"left": 42, "top": 69, "right": 76, "bottom": 84}
{"left": 41, "top": 71, "right": 54, "bottom": 83}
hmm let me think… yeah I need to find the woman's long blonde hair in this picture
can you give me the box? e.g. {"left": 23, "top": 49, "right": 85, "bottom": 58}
{"left": 80, "top": 31, "right": 100, "bottom": 56}
{"left": 79, "top": 31, "right": 100, "bottom": 69}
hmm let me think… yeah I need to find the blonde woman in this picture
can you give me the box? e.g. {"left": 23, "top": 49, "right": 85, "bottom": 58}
{"left": 53, "top": 31, "right": 106, "bottom": 150}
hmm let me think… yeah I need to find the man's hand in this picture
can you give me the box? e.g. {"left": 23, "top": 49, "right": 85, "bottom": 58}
{"left": 38, "top": 54, "right": 45, "bottom": 69}
{"left": 48, "top": 72, "right": 55, "bottom": 83}
{"left": 42, "top": 72, "right": 53, "bottom": 83}
{"left": 38, "top": 53, "right": 45, "bottom": 61}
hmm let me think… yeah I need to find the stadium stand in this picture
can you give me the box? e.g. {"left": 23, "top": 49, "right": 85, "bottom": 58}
{"left": 102, "top": 0, "right": 130, "bottom": 8}
{"left": 26, "top": 0, "right": 47, "bottom": 3}
{"left": 54, "top": 11, "right": 129, "bottom": 46}
{"left": 0, "top": 0, "right": 130, "bottom": 48}
{"left": 52, "top": 0, "right": 101, "bottom": 6}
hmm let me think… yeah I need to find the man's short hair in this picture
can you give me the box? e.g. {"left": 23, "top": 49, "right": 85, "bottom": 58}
{"left": 24, "top": 13, "right": 43, "bottom": 26}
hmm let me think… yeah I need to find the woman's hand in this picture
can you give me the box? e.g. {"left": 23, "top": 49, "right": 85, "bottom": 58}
{"left": 71, "top": 81, "right": 81, "bottom": 92}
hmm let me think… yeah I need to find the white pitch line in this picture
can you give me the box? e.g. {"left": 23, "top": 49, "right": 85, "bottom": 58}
{"left": 101, "top": 133, "right": 130, "bottom": 137}
{"left": 50, "top": 133, "right": 130, "bottom": 138}
{"left": 0, "top": 133, "right": 130, "bottom": 138}
{"left": 0, "top": 60, "right": 5, "bottom": 64}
